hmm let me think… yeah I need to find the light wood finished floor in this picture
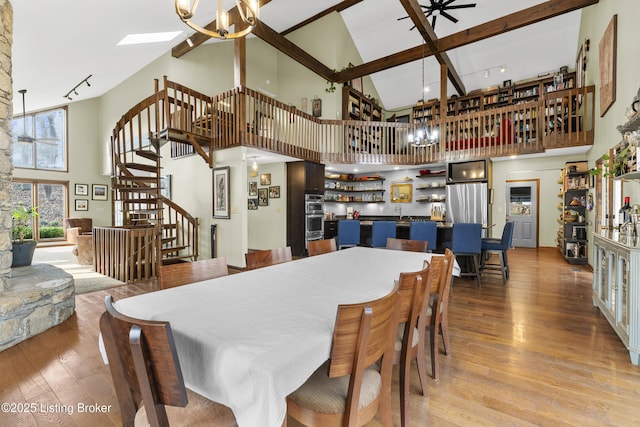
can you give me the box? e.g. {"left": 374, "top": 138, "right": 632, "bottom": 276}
{"left": 1, "top": 248, "right": 638, "bottom": 426}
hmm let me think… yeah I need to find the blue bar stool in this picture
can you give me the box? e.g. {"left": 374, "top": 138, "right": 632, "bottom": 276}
{"left": 446, "top": 223, "right": 482, "bottom": 286}
{"left": 371, "top": 221, "right": 396, "bottom": 248}
{"left": 481, "top": 221, "right": 515, "bottom": 284}
{"left": 409, "top": 221, "right": 437, "bottom": 252}
{"left": 337, "top": 220, "right": 360, "bottom": 249}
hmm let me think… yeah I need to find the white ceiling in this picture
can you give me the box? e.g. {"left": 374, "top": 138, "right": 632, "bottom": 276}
{"left": 11, "top": 1, "right": 582, "bottom": 115}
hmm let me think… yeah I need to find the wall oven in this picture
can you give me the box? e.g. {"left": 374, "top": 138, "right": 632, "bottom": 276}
{"left": 305, "top": 194, "right": 324, "bottom": 245}
{"left": 305, "top": 194, "right": 324, "bottom": 215}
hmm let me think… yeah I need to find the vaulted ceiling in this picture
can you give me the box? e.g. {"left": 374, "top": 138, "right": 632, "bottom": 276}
{"left": 11, "top": 0, "right": 597, "bottom": 114}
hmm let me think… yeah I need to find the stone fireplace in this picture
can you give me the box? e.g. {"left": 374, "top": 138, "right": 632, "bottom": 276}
{"left": 0, "top": 1, "right": 75, "bottom": 352}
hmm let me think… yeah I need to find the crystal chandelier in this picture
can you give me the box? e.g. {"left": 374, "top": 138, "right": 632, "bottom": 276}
{"left": 175, "top": 0, "right": 259, "bottom": 40}
{"left": 409, "top": 43, "right": 438, "bottom": 147}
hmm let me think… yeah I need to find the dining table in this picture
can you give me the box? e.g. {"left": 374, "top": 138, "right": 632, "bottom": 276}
{"left": 111, "top": 247, "right": 460, "bottom": 427}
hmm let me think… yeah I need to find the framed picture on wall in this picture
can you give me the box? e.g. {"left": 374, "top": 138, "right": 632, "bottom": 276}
{"left": 258, "top": 188, "right": 268, "bottom": 206}
{"left": 92, "top": 184, "right": 108, "bottom": 201}
{"left": 75, "top": 183, "right": 88, "bottom": 196}
{"left": 599, "top": 14, "right": 617, "bottom": 117}
{"left": 269, "top": 186, "right": 280, "bottom": 198}
{"left": 213, "top": 166, "right": 230, "bottom": 219}
{"left": 249, "top": 181, "right": 258, "bottom": 197}
{"left": 248, "top": 198, "right": 258, "bottom": 210}
{"left": 75, "top": 199, "right": 88, "bottom": 211}
{"left": 260, "top": 173, "right": 271, "bottom": 186}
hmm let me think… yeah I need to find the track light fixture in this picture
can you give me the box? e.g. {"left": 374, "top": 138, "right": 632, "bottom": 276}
{"left": 64, "top": 75, "right": 92, "bottom": 101}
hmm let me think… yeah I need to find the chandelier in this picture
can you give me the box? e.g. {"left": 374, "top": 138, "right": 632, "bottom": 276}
{"left": 409, "top": 43, "right": 438, "bottom": 148}
{"left": 175, "top": 0, "right": 259, "bottom": 40}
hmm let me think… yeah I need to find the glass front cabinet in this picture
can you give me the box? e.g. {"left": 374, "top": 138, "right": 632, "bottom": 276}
{"left": 592, "top": 233, "right": 639, "bottom": 365}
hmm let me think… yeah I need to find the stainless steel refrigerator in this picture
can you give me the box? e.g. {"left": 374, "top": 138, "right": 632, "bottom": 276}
{"left": 446, "top": 182, "right": 489, "bottom": 224}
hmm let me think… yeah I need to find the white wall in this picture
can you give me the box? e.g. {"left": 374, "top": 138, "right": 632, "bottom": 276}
{"left": 247, "top": 162, "right": 287, "bottom": 250}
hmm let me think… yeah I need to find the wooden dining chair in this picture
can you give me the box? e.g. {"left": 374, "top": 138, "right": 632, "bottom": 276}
{"left": 426, "top": 249, "right": 455, "bottom": 380}
{"left": 287, "top": 282, "right": 399, "bottom": 427}
{"left": 307, "top": 238, "right": 337, "bottom": 257}
{"left": 159, "top": 257, "right": 228, "bottom": 289}
{"left": 100, "top": 295, "right": 225, "bottom": 427}
{"left": 393, "top": 265, "right": 433, "bottom": 427}
{"left": 245, "top": 246, "right": 292, "bottom": 270}
{"left": 386, "top": 237, "right": 428, "bottom": 253}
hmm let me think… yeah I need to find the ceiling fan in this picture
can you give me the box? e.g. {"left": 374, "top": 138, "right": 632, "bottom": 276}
{"left": 16, "top": 89, "right": 35, "bottom": 143}
{"left": 398, "top": 0, "right": 477, "bottom": 30}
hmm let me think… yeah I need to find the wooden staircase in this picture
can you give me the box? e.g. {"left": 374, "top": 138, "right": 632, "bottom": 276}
{"left": 108, "top": 79, "right": 203, "bottom": 281}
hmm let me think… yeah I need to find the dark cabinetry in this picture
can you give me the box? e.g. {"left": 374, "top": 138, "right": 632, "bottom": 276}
{"left": 324, "top": 220, "right": 338, "bottom": 239}
{"left": 557, "top": 161, "right": 588, "bottom": 264}
{"left": 287, "top": 161, "right": 325, "bottom": 257}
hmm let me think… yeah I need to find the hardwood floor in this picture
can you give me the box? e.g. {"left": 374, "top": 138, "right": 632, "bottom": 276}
{"left": 1, "top": 248, "right": 638, "bottom": 426}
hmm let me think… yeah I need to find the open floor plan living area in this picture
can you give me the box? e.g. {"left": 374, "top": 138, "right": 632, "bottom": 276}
{"left": 2, "top": 0, "right": 640, "bottom": 425}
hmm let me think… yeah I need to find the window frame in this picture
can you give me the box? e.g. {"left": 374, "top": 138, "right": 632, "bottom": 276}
{"left": 12, "top": 179, "right": 69, "bottom": 243}
{"left": 12, "top": 106, "right": 69, "bottom": 172}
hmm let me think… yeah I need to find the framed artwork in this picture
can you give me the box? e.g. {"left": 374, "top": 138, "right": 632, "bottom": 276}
{"left": 503, "top": 79, "right": 512, "bottom": 88}
{"left": 269, "top": 186, "right": 280, "bottom": 198}
{"left": 248, "top": 198, "right": 258, "bottom": 210}
{"left": 74, "top": 183, "right": 88, "bottom": 196}
{"left": 260, "top": 173, "right": 271, "bottom": 186}
{"left": 249, "top": 181, "right": 258, "bottom": 197}
{"left": 312, "top": 98, "right": 322, "bottom": 117}
{"left": 599, "top": 14, "right": 617, "bottom": 117}
{"left": 75, "top": 199, "right": 88, "bottom": 211}
{"left": 213, "top": 166, "right": 230, "bottom": 219}
{"left": 92, "top": 184, "right": 108, "bottom": 201}
{"left": 258, "top": 188, "right": 268, "bottom": 206}
{"left": 160, "top": 175, "right": 172, "bottom": 199}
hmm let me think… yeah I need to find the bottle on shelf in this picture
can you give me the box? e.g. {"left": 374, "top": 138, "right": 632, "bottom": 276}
{"left": 619, "top": 196, "right": 631, "bottom": 227}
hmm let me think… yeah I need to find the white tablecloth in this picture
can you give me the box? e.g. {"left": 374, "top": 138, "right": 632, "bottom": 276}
{"left": 114, "top": 247, "right": 459, "bottom": 427}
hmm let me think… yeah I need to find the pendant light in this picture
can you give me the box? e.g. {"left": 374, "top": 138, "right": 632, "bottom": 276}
{"left": 17, "top": 89, "right": 35, "bottom": 143}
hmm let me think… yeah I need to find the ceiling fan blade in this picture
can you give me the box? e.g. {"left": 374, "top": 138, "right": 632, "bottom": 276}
{"left": 440, "top": 10, "right": 458, "bottom": 23}
{"left": 397, "top": 15, "right": 410, "bottom": 21}
{"left": 431, "top": 14, "right": 437, "bottom": 28}
{"left": 446, "top": 3, "right": 477, "bottom": 9}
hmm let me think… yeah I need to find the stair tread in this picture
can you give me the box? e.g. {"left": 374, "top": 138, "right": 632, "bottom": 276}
{"left": 115, "top": 176, "right": 158, "bottom": 182}
{"left": 124, "top": 162, "right": 159, "bottom": 173}
{"left": 135, "top": 149, "right": 161, "bottom": 160}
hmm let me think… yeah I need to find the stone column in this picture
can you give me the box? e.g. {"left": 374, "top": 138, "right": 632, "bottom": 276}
{"left": 0, "top": 0, "right": 13, "bottom": 291}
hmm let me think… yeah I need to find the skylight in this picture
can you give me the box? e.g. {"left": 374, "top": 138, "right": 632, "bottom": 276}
{"left": 117, "top": 31, "right": 183, "bottom": 46}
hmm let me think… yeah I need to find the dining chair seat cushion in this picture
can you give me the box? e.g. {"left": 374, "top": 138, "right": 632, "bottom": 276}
{"left": 394, "top": 323, "right": 420, "bottom": 352}
{"left": 134, "top": 388, "right": 224, "bottom": 426}
{"left": 288, "top": 361, "right": 381, "bottom": 413}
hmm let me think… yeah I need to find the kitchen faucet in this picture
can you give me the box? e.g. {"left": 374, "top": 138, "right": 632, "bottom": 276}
{"left": 395, "top": 204, "right": 402, "bottom": 220}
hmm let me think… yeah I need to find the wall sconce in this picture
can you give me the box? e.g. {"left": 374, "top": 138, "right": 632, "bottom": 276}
{"left": 248, "top": 156, "right": 258, "bottom": 177}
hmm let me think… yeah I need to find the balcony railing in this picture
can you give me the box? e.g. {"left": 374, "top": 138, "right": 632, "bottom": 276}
{"left": 194, "top": 84, "right": 594, "bottom": 164}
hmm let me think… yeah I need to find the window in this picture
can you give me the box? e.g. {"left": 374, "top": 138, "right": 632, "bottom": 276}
{"left": 12, "top": 107, "right": 67, "bottom": 171}
{"left": 12, "top": 180, "right": 68, "bottom": 242}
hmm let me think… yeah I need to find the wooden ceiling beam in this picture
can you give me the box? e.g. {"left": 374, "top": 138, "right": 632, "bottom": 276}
{"left": 172, "top": 0, "right": 273, "bottom": 58}
{"left": 399, "top": 0, "right": 466, "bottom": 96}
{"left": 252, "top": 21, "right": 335, "bottom": 80}
{"left": 281, "top": 0, "right": 364, "bottom": 36}
{"left": 336, "top": 0, "right": 599, "bottom": 83}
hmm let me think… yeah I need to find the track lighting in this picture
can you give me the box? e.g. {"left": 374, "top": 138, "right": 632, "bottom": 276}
{"left": 63, "top": 75, "right": 92, "bottom": 101}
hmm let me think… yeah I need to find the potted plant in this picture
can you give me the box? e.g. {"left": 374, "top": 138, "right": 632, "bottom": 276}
{"left": 11, "top": 204, "right": 38, "bottom": 267}
{"left": 589, "top": 146, "right": 630, "bottom": 178}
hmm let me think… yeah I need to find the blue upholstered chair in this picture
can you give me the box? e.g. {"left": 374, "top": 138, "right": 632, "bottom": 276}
{"left": 409, "top": 221, "right": 438, "bottom": 252}
{"left": 371, "top": 221, "right": 396, "bottom": 248}
{"left": 337, "top": 220, "right": 360, "bottom": 249}
{"left": 481, "top": 221, "right": 515, "bottom": 284}
{"left": 449, "top": 223, "right": 482, "bottom": 286}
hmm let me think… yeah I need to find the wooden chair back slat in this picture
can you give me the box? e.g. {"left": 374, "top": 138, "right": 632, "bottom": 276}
{"left": 100, "top": 296, "right": 187, "bottom": 427}
{"left": 386, "top": 237, "right": 428, "bottom": 253}
{"left": 328, "top": 282, "right": 399, "bottom": 378}
{"left": 159, "top": 257, "right": 228, "bottom": 289}
{"left": 245, "top": 247, "right": 292, "bottom": 270}
{"left": 307, "top": 238, "right": 337, "bottom": 256}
